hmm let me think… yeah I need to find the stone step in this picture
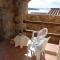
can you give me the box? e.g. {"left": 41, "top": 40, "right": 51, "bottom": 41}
{"left": 45, "top": 53, "right": 57, "bottom": 60}
{"left": 45, "top": 43, "right": 59, "bottom": 56}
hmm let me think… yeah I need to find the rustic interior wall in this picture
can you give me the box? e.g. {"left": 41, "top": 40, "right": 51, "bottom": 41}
{"left": 25, "top": 14, "right": 60, "bottom": 44}
{"left": 0, "top": 0, "right": 15, "bottom": 40}
{"left": 27, "top": 14, "right": 60, "bottom": 33}
{"left": 13, "top": 0, "right": 29, "bottom": 34}
{"left": 0, "top": 0, "right": 30, "bottom": 40}
{"left": 27, "top": 15, "right": 60, "bottom": 34}
{"left": 28, "top": 14, "right": 60, "bottom": 23}
{"left": 0, "top": 7, "right": 4, "bottom": 41}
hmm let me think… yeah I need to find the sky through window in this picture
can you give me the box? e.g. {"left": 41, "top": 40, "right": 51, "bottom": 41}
{"left": 28, "top": 0, "right": 60, "bottom": 13}
{"left": 28, "top": 0, "right": 60, "bottom": 8}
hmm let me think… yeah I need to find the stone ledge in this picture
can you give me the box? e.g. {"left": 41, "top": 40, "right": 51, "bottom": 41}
{"left": 25, "top": 29, "right": 60, "bottom": 37}
{"left": 45, "top": 43, "right": 58, "bottom": 56}
{"left": 24, "top": 20, "right": 60, "bottom": 26}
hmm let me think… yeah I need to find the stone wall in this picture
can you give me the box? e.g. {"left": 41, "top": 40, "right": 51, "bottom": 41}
{"left": 27, "top": 14, "right": 60, "bottom": 33}
{"left": 0, "top": 0, "right": 15, "bottom": 40}
{"left": 25, "top": 14, "right": 60, "bottom": 44}
{"left": 27, "top": 14, "right": 60, "bottom": 23}
{"left": 0, "top": 0, "right": 30, "bottom": 40}
{"left": 13, "top": 0, "right": 29, "bottom": 34}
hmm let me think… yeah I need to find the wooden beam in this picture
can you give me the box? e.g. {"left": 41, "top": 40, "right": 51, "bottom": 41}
{"left": 24, "top": 20, "right": 60, "bottom": 26}
{"left": 25, "top": 29, "right": 60, "bottom": 37}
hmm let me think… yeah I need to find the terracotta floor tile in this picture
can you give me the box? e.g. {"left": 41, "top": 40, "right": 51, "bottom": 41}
{"left": 0, "top": 40, "right": 57, "bottom": 60}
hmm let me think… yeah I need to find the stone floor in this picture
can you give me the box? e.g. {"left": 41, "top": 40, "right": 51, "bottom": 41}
{"left": 0, "top": 40, "right": 58, "bottom": 60}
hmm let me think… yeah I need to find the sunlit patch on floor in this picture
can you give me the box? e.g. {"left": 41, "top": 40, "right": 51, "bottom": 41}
{"left": 24, "top": 50, "right": 32, "bottom": 57}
